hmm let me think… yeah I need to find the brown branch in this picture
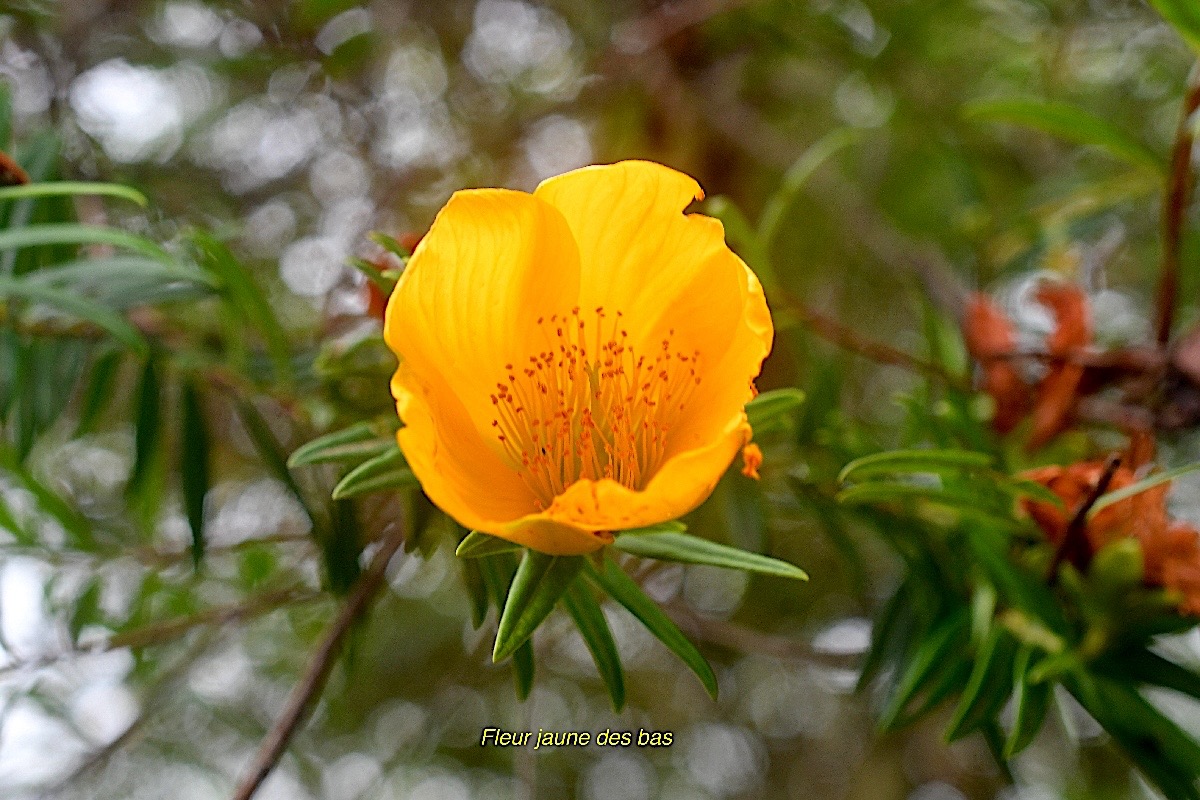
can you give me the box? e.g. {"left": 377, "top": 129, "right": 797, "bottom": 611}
{"left": 1156, "top": 64, "right": 1200, "bottom": 346}
{"left": 1046, "top": 453, "right": 1121, "bottom": 582}
{"left": 229, "top": 523, "right": 407, "bottom": 800}
{"left": 784, "top": 296, "right": 970, "bottom": 391}
{"left": 0, "top": 586, "right": 319, "bottom": 677}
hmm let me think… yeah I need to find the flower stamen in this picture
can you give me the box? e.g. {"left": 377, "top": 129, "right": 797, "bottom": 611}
{"left": 490, "top": 307, "right": 702, "bottom": 507}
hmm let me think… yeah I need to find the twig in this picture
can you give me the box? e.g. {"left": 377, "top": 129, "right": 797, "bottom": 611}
{"left": 38, "top": 627, "right": 221, "bottom": 799}
{"left": 0, "top": 586, "right": 319, "bottom": 677}
{"left": 229, "top": 523, "right": 407, "bottom": 800}
{"left": 1046, "top": 453, "right": 1121, "bottom": 582}
{"left": 1155, "top": 64, "right": 1200, "bottom": 346}
{"left": 784, "top": 295, "right": 970, "bottom": 391}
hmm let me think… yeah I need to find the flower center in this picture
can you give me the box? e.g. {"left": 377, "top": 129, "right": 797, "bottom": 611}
{"left": 490, "top": 306, "right": 702, "bottom": 508}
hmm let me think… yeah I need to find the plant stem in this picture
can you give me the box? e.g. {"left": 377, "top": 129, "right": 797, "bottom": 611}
{"left": 1155, "top": 64, "right": 1200, "bottom": 346}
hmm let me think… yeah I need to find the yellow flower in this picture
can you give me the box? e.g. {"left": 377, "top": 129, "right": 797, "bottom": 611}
{"left": 383, "top": 161, "right": 773, "bottom": 555}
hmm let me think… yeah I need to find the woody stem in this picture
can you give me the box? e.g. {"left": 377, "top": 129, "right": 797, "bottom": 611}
{"left": 1155, "top": 63, "right": 1200, "bottom": 347}
{"left": 1046, "top": 454, "right": 1121, "bottom": 583}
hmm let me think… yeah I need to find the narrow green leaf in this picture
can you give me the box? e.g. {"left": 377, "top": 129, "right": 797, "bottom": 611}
{"left": 1004, "top": 478, "right": 1068, "bottom": 510}
{"left": 331, "top": 446, "right": 417, "bottom": 499}
{"left": 323, "top": 498, "right": 361, "bottom": 594}
{"left": 368, "top": 231, "right": 414, "bottom": 259}
{"left": 234, "top": 398, "right": 315, "bottom": 524}
{"left": 179, "top": 381, "right": 210, "bottom": 568}
{"left": 191, "top": 231, "right": 293, "bottom": 385}
{"left": 745, "top": 388, "right": 806, "bottom": 435}
{"left": 612, "top": 531, "right": 807, "bottom": 580}
{"left": 1148, "top": 0, "right": 1200, "bottom": 53}
{"left": 757, "top": 127, "right": 862, "bottom": 252}
{"left": 0, "top": 182, "right": 147, "bottom": 207}
{"left": 0, "top": 223, "right": 171, "bottom": 260}
{"left": 838, "top": 449, "right": 994, "bottom": 484}
{"left": 1004, "top": 645, "right": 1051, "bottom": 758}
{"left": 0, "top": 446, "right": 93, "bottom": 546}
{"left": 22, "top": 255, "right": 217, "bottom": 290}
{"left": 945, "top": 625, "right": 1018, "bottom": 742}
{"left": 1069, "top": 673, "right": 1200, "bottom": 800}
{"left": 127, "top": 358, "right": 161, "bottom": 500}
{"left": 857, "top": 578, "right": 915, "bottom": 692}
{"left": 0, "top": 275, "right": 148, "bottom": 355}
{"left": 74, "top": 349, "right": 122, "bottom": 435}
{"left": 288, "top": 421, "right": 398, "bottom": 467}
{"left": 880, "top": 611, "right": 969, "bottom": 729}
{"left": 616, "top": 520, "right": 687, "bottom": 536}
{"left": 584, "top": 557, "right": 718, "bottom": 699}
{"left": 456, "top": 531, "right": 523, "bottom": 558}
{"left": 563, "top": 580, "right": 626, "bottom": 711}
{"left": 512, "top": 639, "right": 535, "bottom": 700}
{"left": 459, "top": 557, "right": 490, "bottom": 629}
{"left": 1089, "top": 462, "right": 1200, "bottom": 517}
{"left": 964, "top": 98, "right": 1165, "bottom": 174}
{"left": 493, "top": 551, "right": 583, "bottom": 662}
{"left": 1101, "top": 649, "right": 1200, "bottom": 701}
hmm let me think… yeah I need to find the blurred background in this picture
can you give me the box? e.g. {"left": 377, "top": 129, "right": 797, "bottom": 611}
{"left": 0, "top": 0, "right": 1197, "bottom": 798}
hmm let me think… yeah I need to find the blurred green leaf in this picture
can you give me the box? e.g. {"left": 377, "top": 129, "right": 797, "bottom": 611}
{"left": 191, "top": 231, "right": 293, "bottom": 385}
{"left": 1099, "top": 649, "right": 1200, "bottom": 701}
{"left": 493, "top": 551, "right": 583, "bottom": 662}
{"left": 1148, "top": 0, "right": 1200, "bottom": 52}
{"left": 0, "top": 275, "right": 148, "bottom": 355}
{"left": 612, "top": 531, "right": 807, "bottom": 580}
{"left": 880, "top": 611, "right": 970, "bottom": 730}
{"left": 945, "top": 624, "right": 1017, "bottom": 741}
{"left": 179, "top": 380, "right": 209, "bottom": 567}
{"left": 1004, "top": 645, "right": 1052, "bottom": 758}
{"left": 331, "top": 446, "right": 417, "bottom": 499}
{"left": 562, "top": 579, "right": 625, "bottom": 711}
{"left": 289, "top": 420, "right": 398, "bottom": 467}
{"left": 838, "top": 449, "right": 994, "bottom": 483}
{"left": 1089, "top": 462, "right": 1200, "bottom": 517}
{"left": 617, "top": 520, "right": 687, "bottom": 536}
{"left": 0, "top": 223, "right": 171, "bottom": 261}
{"left": 512, "top": 639, "right": 535, "bottom": 701}
{"left": 584, "top": 556, "right": 718, "bottom": 699}
{"left": 0, "top": 182, "right": 147, "bottom": 207}
{"left": 74, "top": 348, "right": 122, "bottom": 435}
{"left": 964, "top": 98, "right": 1164, "bottom": 174}
{"left": 127, "top": 357, "right": 161, "bottom": 502}
{"left": 746, "top": 387, "right": 806, "bottom": 436}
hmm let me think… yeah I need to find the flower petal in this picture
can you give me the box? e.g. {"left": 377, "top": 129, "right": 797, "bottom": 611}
{"left": 504, "top": 414, "right": 752, "bottom": 536}
{"left": 385, "top": 189, "right": 581, "bottom": 529}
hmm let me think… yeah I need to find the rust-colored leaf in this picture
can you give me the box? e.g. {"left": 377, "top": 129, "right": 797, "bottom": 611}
{"left": 963, "top": 292, "right": 1030, "bottom": 432}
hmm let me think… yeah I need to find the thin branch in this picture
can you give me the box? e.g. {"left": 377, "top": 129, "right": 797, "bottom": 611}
{"left": 38, "top": 628, "right": 221, "bottom": 799}
{"left": 783, "top": 295, "right": 971, "bottom": 391}
{"left": 0, "top": 586, "right": 319, "bottom": 677}
{"left": 229, "top": 523, "right": 407, "bottom": 800}
{"left": 1046, "top": 453, "right": 1121, "bottom": 582}
{"left": 1155, "top": 64, "right": 1200, "bottom": 346}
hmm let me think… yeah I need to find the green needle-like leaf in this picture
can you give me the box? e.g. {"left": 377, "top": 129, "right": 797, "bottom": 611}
{"left": 1148, "top": 0, "right": 1200, "bottom": 53}
{"left": 612, "top": 531, "right": 807, "bottom": 580}
{"left": 289, "top": 420, "right": 399, "bottom": 468}
{"left": 0, "top": 223, "right": 171, "bottom": 260}
{"left": 0, "top": 276, "right": 148, "bottom": 355}
{"left": 1004, "top": 646, "right": 1052, "bottom": 758}
{"left": 331, "top": 446, "right": 417, "bottom": 499}
{"left": 964, "top": 98, "right": 1165, "bottom": 174}
{"left": 745, "top": 387, "right": 806, "bottom": 435}
{"left": 179, "top": 380, "right": 210, "bottom": 567}
{"left": 456, "top": 531, "right": 523, "bottom": 558}
{"left": 838, "top": 449, "right": 994, "bottom": 484}
{"left": 584, "top": 557, "right": 717, "bottom": 699}
{"left": 562, "top": 579, "right": 625, "bottom": 711}
{"left": 1089, "top": 462, "right": 1200, "bottom": 517}
{"left": 0, "top": 181, "right": 148, "bottom": 206}
{"left": 493, "top": 551, "right": 584, "bottom": 662}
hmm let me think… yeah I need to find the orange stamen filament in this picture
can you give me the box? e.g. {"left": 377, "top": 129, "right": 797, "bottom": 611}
{"left": 489, "top": 307, "right": 702, "bottom": 508}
